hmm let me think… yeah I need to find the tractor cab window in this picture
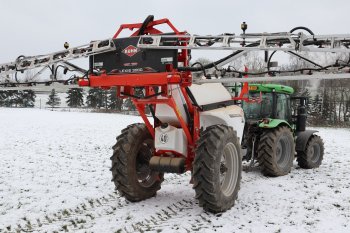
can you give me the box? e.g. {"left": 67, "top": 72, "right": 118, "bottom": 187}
{"left": 242, "top": 92, "right": 273, "bottom": 119}
{"left": 276, "top": 94, "right": 291, "bottom": 121}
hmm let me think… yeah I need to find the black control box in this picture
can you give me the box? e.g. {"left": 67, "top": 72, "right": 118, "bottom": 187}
{"left": 89, "top": 37, "right": 177, "bottom": 74}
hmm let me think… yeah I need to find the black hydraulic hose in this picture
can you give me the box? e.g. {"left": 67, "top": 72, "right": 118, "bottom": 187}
{"left": 54, "top": 65, "right": 81, "bottom": 80}
{"left": 190, "top": 62, "right": 207, "bottom": 76}
{"left": 267, "top": 50, "right": 277, "bottom": 72}
{"left": 231, "top": 65, "right": 333, "bottom": 76}
{"left": 14, "top": 72, "right": 19, "bottom": 83}
{"left": 289, "top": 26, "right": 315, "bottom": 35}
{"left": 179, "top": 26, "right": 314, "bottom": 72}
{"left": 185, "top": 87, "right": 200, "bottom": 107}
{"left": 287, "top": 51, "right": 324, "bottom": 68}
{"left": 179, "top": 26, "right": 340, "bottom": 74}
{"left": 178, "top": 42, "right": 260, "bottom": 72}
{"left": 201, "top": 65, "right": 334, "bottom": 79}
{"left": 267, "top": 50, "right": 324, "bottom": 71}
{"left": 0, "top": 79, "right": 75, "bottom": 86}
{"left": 138, "top": 15, "right": 154, "bottom": 36}
{"left": 54, "top": 65, "right": 67, "bottom": 80}
{"left": 14, "top": 55, "right": 27, "bottom": 81}
{"left": 267, "top": 26, "right": 317, "bottom": 71}
{"left": 62, "top": 61, "right": 87, "bottom": 74}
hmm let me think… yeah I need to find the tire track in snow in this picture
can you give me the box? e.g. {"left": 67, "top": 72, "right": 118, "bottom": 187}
{"left": 4, "top": 173, "right": 193, "bottom": 233}
{"left": 76, "top": 173, "right": 197, "bottom": 232}
{"left": 119, "top": 166, "right": 277, "bottom": 233}
{"left": 32, "top": 172, "right": 262, "bottom": 233}
{"left": 119, "top": 199, "right": 211, "bottom": 233}
{"left": 4, "top": 192, "right": 127, "bottom": 233}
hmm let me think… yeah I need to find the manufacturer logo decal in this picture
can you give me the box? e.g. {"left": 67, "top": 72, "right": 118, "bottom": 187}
{"left": 159, "top": 133, "right": 169, "bottom": 144}
{"left": 122, "top": 45, "right": 140, "bottom": 57}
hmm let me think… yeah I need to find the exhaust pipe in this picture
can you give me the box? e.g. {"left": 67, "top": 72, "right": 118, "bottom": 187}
{"left": 149, "top": 156, "right": 186, "bottom": 174}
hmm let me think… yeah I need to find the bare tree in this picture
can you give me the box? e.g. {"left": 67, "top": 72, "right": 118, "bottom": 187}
{"left": 229, "top": 51, "right": 265, "bottom": 72}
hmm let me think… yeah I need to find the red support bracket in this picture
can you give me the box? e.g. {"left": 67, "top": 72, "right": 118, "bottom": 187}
{"left": 134, "top": 103, "right": 155, "bottom": 138}
{"left": 113, "top": 18, "right": 181, "bottom": 38}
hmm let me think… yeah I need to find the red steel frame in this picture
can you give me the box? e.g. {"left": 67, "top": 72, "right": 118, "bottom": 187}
{"left": 79, "top": 18, "right": 199, "bottom": 169}
{"left": 79, "top": 17, "right": 251, "bottom": 170}
{"left": 112, "top": 18, "right": 181, "bottom": 39}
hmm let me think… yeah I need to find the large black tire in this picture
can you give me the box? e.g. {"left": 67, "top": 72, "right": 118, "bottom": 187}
{"left": 257, "top": 126, "right": 295, "bottom": 177}
{"left": 193, "top": 125, "right": 242, "bottom": 213}
{"left": 297, "top": 135, "right": 324, "bottom": 169}
{"left": 110, "top": 123, "right": 163, "bottom": 202}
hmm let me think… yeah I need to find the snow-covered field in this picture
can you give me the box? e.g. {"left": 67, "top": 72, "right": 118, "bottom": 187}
{"left": 0, "top": 108, "right": 350, "bottom": 233}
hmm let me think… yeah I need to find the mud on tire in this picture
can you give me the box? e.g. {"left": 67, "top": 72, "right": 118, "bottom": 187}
{"left": 193, "top": 125, "right": 242, "bottom": 213}
{"left": 257, "top": 126, "right": 295, "bottom": 177}
{"left": 110, "top": 123, "right": 163, "bottom": 202}
{"left": 297, "top": 135, "right": 324, "bottom": 169}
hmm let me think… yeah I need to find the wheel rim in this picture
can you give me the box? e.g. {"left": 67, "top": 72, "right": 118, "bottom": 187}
{"left": 220, "top": 142, "right": 240, "bottom": 197}
{"left": 310, "top": 143, "right": 321, "bottom": 163}
{"left": 275, "top": 135, "right": 292, "bottom": 168}
{"left": 136, "top": 139, "right": 158, "bottom": 188}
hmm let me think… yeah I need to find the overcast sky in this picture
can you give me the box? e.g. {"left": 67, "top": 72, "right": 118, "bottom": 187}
{"left": 1, "top": 0, "right": 349, "bottom": 66}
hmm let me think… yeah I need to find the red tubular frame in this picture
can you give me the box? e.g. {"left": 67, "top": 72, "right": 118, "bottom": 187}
{"left": 112, "top": 18, "right": 181, "bottom": 39}
{"left": 79, "top": 18, "right": 198, "bottom": 170}
{"left": 79, "top": 17, "right": 252, "bottom": 171}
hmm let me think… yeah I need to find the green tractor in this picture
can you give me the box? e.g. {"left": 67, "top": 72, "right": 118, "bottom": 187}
{"left": 241, "top": 84, "right": 324, "bottom": 176}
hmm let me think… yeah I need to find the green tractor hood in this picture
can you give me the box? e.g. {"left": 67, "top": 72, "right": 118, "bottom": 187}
{"left": 249, "top": 84, "right": 294, "bottom": 94}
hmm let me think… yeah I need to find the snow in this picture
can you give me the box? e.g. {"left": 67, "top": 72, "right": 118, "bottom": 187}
{"left": 0, "top": 108, "right": 350, "bottom": 233}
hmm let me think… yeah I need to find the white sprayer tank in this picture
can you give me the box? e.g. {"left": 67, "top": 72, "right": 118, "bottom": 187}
{"left": 154, "top": 83, "right": 245, "bottom": 156}
{"left": 155, "top": 124, "right": 187, "bottom": 156}
{"left": 155, "top": 85, "right": 188, "bottom": 127}
{"left": 189, "top": 83, "right": 245, "bottom": 143}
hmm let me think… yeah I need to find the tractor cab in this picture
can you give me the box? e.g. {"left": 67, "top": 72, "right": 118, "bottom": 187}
{"left": 242, "top": 84, "right": 294, "bottom": 124}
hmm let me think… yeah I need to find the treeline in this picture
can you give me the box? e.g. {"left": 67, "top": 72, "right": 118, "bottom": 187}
{"left": 45, "top": 88, "right": 136, "bottom": 112}
{"left": 2, "top": 82, "right": 349, "bottom": 126}
{"left": 0, "top": 90, "right": 36, "bottom": 107}
{"left": 279, "top": 55, "right": 350, "bottom": 126}
{"left": 0, "top": 88, "right": 137, "bottom": 112}
{"left": 289, "top": 79, "right": 350, "bottom": 126}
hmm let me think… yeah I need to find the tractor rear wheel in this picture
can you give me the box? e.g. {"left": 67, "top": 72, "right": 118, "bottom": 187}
{"left": 297, "top": 135, "right": 324, "bottom": 169}
{"left": 110, "top": 123, "right": 163, "bottom": 202}
{"left": 193, "top": 125, "right": 242, "bottom": 213}
{"left": 258, "top": 126, "right": 295, "bottom": 176}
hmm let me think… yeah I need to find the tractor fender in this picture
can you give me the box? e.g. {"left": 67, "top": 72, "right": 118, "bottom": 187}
{"left": 295, "top": 130, "right": 318, "bottom": 152}
{"left": 258, "top": 119, "right": 292, "bottom": 129}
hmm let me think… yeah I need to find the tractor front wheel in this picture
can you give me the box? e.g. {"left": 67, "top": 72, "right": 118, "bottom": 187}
{"left": 110, "top": 123, "right": 163, "bottom": 201}
{"left": 258, "top": 126, "right": 295, "bottom": 176}
{"left": 297, "top": 135, "right": 324, "bottom": 169}
{"left": 193, "top": 125, "right": 242, "bottom": 213}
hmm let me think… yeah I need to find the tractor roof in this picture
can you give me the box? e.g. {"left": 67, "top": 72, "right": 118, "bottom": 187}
{"left": 248, "top": 84, "right": 294, "bottom": 94}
